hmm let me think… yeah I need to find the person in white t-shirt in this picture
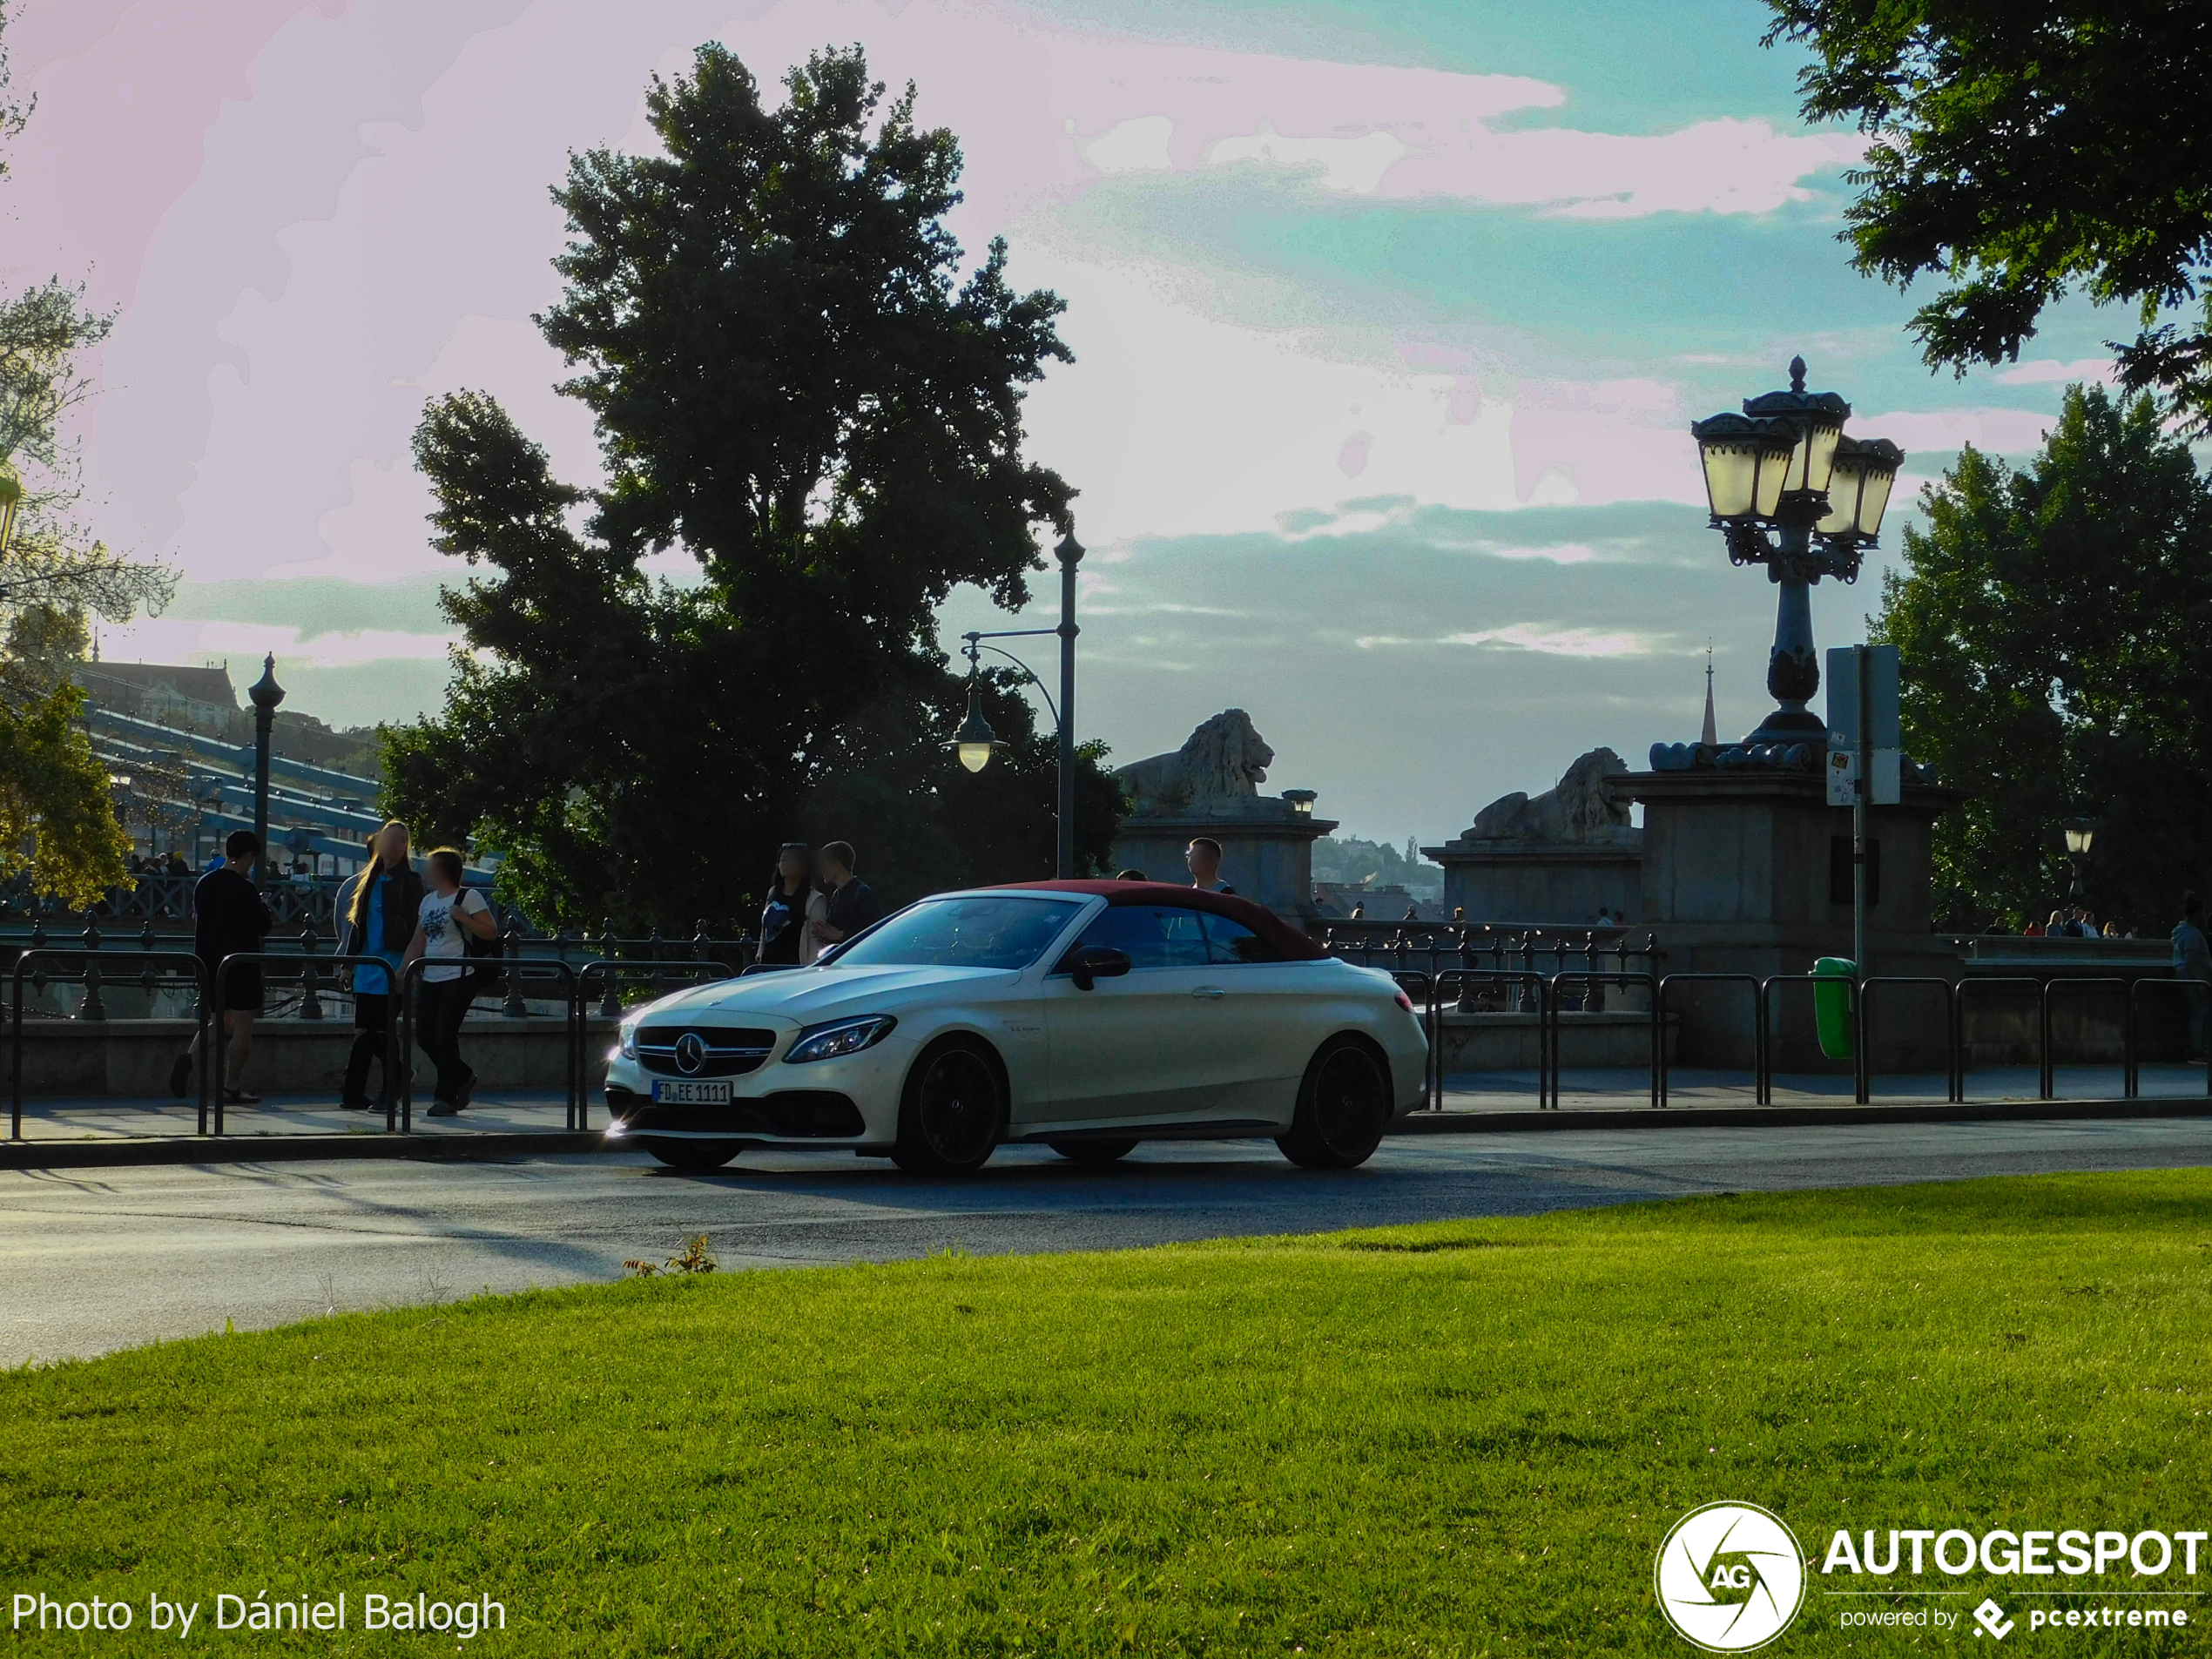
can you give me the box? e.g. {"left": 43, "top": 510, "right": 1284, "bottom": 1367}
{"left": 401, "top": 847, "right": 498, "bottom": 1115}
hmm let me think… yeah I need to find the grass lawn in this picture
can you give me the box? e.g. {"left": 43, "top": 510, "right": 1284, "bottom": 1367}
{"left": 4, "top": 1170, "right": 2210, "bottom": 1655}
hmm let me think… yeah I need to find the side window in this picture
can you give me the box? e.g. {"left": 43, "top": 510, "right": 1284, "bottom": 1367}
{"left": 1200, "top": 911, "right": 1287, "bottom": 964}
{"left": 1067, "top": 905, "right": 1211, "bottom": 970}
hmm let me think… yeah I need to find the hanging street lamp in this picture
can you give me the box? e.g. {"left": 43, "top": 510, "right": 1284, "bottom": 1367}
{"left": 945, "top": 523, "right": 1084, "bottom": 877}
{"left": 1689, "top": 357, "right": 1904, "bottom": 746}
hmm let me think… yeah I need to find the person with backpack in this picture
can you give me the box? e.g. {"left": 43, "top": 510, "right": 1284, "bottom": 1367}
{"left": 403, "top": 847, "right": 498, "bottom": 1114}
{"left": 338, "top": 820, "right": 423, "bottom": 1112}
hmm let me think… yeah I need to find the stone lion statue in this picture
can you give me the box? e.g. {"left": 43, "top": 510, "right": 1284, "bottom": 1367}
{"left": 1466, "top": 747, "right": 1631, "bottom": 842}
{"left": 1116, "top": 710, "right": 1275, "bottom": 814}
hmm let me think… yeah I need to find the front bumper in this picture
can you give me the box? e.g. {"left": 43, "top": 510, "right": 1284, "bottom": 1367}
{"left": 603, "top": 1037, "right": 913, "bottom": 1145}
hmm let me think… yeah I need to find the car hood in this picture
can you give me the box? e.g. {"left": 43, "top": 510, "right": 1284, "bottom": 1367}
{"left": 641, "top": 963, "right": 1019, "bottom": 1026}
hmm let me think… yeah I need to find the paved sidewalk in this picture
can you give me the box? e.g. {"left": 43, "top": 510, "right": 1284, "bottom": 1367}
{"left": 7, "top": 1086, "right": 583, "bottom": 1142}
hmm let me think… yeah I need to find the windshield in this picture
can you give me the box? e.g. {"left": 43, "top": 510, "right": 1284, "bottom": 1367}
{"left": 826, "top": 895, "right": 1084, "bottom": 972}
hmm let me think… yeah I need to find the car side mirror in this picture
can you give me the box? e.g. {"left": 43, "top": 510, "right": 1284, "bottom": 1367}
{"left": 1062, "top": 946, "right": 1132, "bottom": 991}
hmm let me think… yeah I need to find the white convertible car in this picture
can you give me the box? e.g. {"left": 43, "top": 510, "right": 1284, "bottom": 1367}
{"left": 602, "top": 880, "right": 1426, "bottom": 1174}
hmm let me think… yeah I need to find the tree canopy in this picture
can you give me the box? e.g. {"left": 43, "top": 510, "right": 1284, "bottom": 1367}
{"left": 0, "top": 4, "right": 168, "bottom": 906}
{"left": 1765, "top": 0, "right": 2212, "bottom": 431}
{"left": 1872, "top": 384, "right": 2212, "bottom": 932}
{"left": 390, "top": 44, "right": 1119, "bottom": 930}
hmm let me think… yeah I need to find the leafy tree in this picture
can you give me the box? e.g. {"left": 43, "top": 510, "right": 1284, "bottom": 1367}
{"left": 1764, "top": 0, "right": 2212, "bottom": 431}
{"left": 389, "top": 45, "right": 1118, "bottom": 930}
{"left": 0, "top": 4, "right": 172, "bottom": 906}
{"left": 1872, "top": 384, "right": 2212, "bottom": 931}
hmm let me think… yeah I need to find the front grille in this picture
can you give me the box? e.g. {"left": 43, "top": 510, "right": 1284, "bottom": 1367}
{"left": 635, "top": 1024, "right": 778, "bottom": 1077}
{"left": 605, "top": 1086, "right": 865, "bottom": 1139}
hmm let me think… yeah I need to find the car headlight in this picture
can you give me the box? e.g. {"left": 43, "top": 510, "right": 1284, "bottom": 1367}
{"left": 617, "top": 1017, "right": 641, "bottom": 1060}
{"left": 785, "top": 1014, "right": 897, "bottom": 1064}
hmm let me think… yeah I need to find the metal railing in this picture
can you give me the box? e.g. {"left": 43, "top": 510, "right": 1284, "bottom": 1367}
{"left": 10, "top": 950, "right": 212, "bottom": 1137}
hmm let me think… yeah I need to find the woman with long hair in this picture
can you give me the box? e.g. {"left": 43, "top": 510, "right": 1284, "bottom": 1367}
{"left": 339, "top": 820, "right": 423, "bottom": 1110}
{"left": 756, "top": 842, "right": 826, "bottom": 968}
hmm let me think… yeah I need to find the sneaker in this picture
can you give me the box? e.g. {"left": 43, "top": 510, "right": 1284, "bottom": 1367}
{"left": 168, "top": 1053, "right": 192, "bottom": 1100}
{"left": 457, "top": 1070, "right": 478, "bottom": 1110}
{"left": 221, "top": 1088, "right": 262, "bottom": 1105}
{"left": 426, "top": 1099, "right": 462, "bottom": 1117}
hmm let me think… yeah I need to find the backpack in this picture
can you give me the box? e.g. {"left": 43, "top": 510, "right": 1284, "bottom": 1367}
{"left": 460, "top": 893, "right": 506, "bottom": 1000}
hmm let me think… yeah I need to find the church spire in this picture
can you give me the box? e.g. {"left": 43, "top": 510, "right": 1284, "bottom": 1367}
{"left": 1700, "top": 642, "right": 1717, "bottom": 746}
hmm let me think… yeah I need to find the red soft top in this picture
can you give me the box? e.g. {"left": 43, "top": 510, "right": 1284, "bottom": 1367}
{"left": 986, "top": 878, "right": 1325, "bottom": 961}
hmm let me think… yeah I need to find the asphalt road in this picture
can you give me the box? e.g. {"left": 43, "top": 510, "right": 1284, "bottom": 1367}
{"left": 5, "top": 1116, "right": 2210, "bottom": 1366}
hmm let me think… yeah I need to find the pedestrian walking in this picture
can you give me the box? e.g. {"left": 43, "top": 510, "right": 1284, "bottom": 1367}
{"left": 170, "top": 829, "right": 274, "bottom": 1104}
{"left": 811, "top": 840, "right": 880, "bottom": 950}
{"left": 403, "top": 848, "right": 497, "bottom": 1115}
{"left": 1185, "top": 836, "right": 1234, "bottom": 894}
{"left": 338, "top": 820, "right": 423, "bottom": 1111}
{"left": 2174, "top": 893, "right": 2212, "bottom": 1064}
{"left": 757, "top": 842, "right": 826, "bottom": 968}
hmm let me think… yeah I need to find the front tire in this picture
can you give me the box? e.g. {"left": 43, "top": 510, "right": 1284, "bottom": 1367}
{"left": 891, "top": 1038, "right": 1004, "bottom": 1175}
{"left": 1276, "top": 1038, "right": 1392, "bottom": 1170}
{"left": 641, "top": 1138, "right": 738, "bottom": 1172}
{"left": 1049, "top": 1137, "right": 1138, "bottom": 1165}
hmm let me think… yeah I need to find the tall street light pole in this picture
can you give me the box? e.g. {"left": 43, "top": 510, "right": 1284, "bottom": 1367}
{"left": 1055, "top": 528, "right": 1082, "bottom": 882}
{"left": 952, "top": 523, "right": 1084, "bottom": 880}
{"left": 247, "top": 653, "right": 285, "bottom": 882}
{"left": 1690, "top": 359, "right": 1904, "bottom": 985}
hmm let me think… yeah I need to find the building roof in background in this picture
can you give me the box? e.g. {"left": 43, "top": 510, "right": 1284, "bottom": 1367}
{"left": 76, "top": 662, "right": 239, "bottom": 711}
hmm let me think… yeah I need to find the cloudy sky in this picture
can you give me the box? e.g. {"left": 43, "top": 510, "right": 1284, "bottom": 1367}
{"left": 10, "top": 0, "right": 2123, "bottom": 845}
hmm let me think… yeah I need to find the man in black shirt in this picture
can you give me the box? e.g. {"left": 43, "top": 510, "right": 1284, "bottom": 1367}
{"left": 171, "top": 829, "right": 274, "bottom": 1104}
{"left": 812, "top": 840, "right": 881, "bottom": 949}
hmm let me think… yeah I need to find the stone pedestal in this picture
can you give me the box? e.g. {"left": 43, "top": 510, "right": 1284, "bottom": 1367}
{"left": 1109, "top": 800, "right": 1337, "bottom": 920}
{"left": 1627, "top": 767, "right": 1968, "bottom": 1070}
{"left": 1423, "top": 835, "right": 1643, "bottom": 925}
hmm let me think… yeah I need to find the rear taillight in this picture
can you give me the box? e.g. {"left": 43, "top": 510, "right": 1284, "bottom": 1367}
{"left": 1393, "top": 989, "right": 1414, "bottom": 1012}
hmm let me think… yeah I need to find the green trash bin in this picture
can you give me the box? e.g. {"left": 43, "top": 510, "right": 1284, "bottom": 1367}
{"left": 1813, "top": 957, "right": 1857, "bottom": 1061}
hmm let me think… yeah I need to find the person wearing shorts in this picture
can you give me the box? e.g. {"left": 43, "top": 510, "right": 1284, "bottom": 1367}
{"left": 172, "top": 828, "right": 274, "bottom": 1104}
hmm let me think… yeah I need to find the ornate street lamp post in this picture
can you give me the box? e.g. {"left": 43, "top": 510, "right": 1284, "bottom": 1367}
{"left": 1690, "top": 358, "right": 1903, "bottom": 744}
{"left": 247, "top": 653, "right": 285, "bottom": 882}
{"left": 948, "top": 524, "right": 1084, "bottom": 879}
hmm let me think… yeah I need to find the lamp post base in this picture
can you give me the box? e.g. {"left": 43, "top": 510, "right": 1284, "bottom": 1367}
{"left": 1745, "top": 708, "right": 1827, "bottom": 744}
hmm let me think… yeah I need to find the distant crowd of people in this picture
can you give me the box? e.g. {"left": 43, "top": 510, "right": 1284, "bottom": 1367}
{"left": 2024, "top": 906, "right": 2133, "bottom": 938}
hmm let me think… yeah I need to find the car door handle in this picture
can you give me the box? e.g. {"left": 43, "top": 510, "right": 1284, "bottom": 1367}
{"left": 1191, "top": 985, "right": 1225, "bottom": 1000}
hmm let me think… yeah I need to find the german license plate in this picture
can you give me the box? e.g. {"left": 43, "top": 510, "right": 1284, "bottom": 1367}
{"left": 651, "top": 1079, "right": 732, "bottom": 1105}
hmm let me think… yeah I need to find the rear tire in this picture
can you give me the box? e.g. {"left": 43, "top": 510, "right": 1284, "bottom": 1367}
{"left": 1276, "top": 1037, "right": 1392, "bottom": 1170}
{"left": 641, "top": 1138, "right": 738, "bottom": 1172}
{"left": 891, "top": 1037, "right": 1003, "bottom": 1175}
{"left": 1048, "top": 1137, "right": 1138, "bottom": 1165}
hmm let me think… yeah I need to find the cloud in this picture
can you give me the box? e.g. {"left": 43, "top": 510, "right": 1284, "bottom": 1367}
{"left": 1441, "top": 625, "right": 1662, "bottom": 656}
{"left": 1994, "top": 356, "right": 2117, "bottom": 387}
{"left": 1851, "top": 406, "right": 2060, "bottom": 457}
{"left": 1083, "top": 116, "right": 1174, "bottom": 173}
{"left": 1207, "top": 127, "right": 1409, "bottom": 194}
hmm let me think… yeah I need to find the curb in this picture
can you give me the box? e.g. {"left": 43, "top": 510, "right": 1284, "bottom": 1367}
{"left": 8, "top": 1096, "right": 2211, "bottom": 1171}
{"left": 1392, "top": 1096, "right": 2212, "bottom": 1134}
{"left": 0, "top": 1130, "right": 609, "bottom": 1171}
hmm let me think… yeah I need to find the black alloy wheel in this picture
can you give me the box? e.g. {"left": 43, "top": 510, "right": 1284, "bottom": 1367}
{"left": 1276, "top": 1038, "right": 1392, "bottom": 1170}
{"left": 1048, "top": 1137, "right": 1139, "bottom": 1165}
{"left": 892, "top": 1039, "right": 1004, "bottom": 1175}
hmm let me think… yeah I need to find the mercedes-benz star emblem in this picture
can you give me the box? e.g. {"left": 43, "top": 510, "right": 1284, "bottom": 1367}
{"left": 673, "top": 1033, "right": 708, "bottom": 1076}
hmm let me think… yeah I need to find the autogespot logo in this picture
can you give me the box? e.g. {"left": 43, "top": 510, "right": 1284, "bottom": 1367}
{"left": 1656, "top": 1502, "right": 1808, "bottom": 1653}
